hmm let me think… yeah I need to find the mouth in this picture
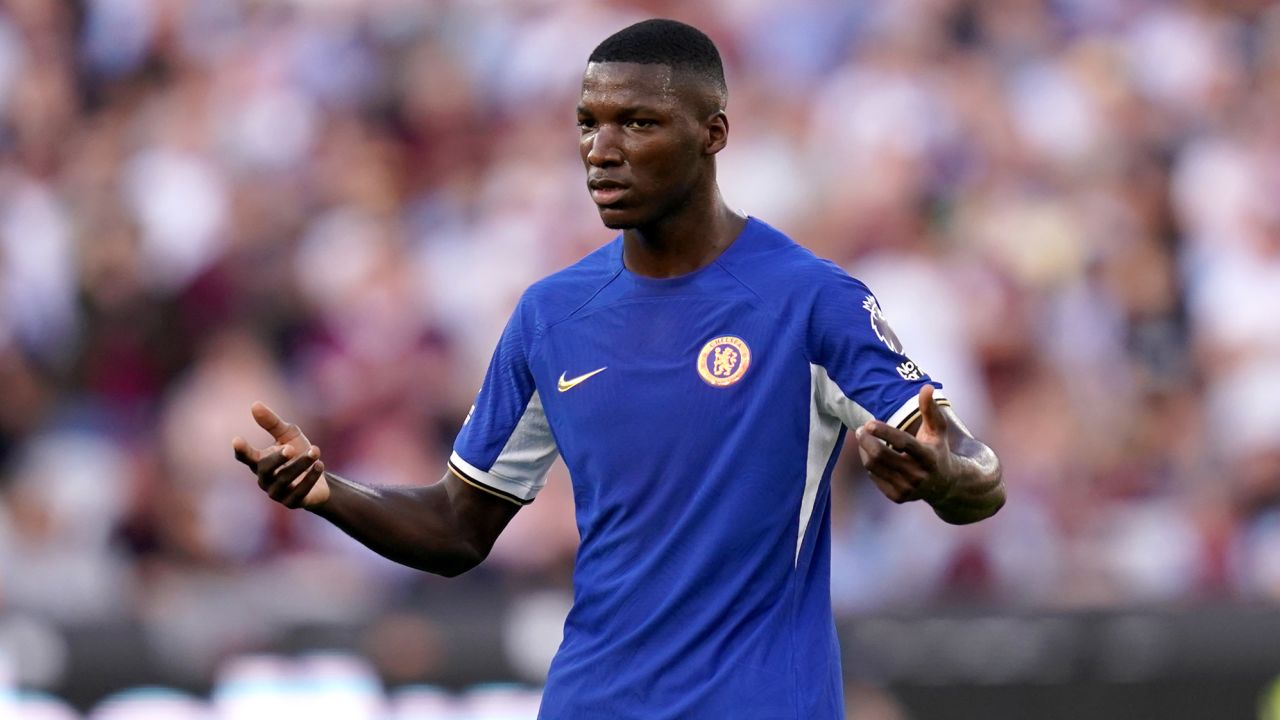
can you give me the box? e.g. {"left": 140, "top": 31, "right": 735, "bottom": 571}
{"left": 588, "top": 179, "right": 629, "bottom": 206}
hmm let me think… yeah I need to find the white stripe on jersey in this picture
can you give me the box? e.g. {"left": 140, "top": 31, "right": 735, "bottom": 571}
{"left": 451, "top": 390, "right": 558, "bottom": 503}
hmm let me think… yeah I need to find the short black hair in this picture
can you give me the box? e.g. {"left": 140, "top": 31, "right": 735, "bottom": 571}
{"left": 588, "top": 19, "right": 727, "bottom": 100}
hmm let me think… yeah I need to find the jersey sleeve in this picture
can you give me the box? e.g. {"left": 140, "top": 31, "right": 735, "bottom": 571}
{"left": 807, "top": 266, "right": 947, "bottom": 430}
{"left": 449, "top": 299, "right": 559, "bottom": 505}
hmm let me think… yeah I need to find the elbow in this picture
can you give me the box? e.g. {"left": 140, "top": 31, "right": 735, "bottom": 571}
{"left": 985, "top": 467, "right": 1007, "bottom": 519}
{"left": 434, "top": 563, "right": 475, "bottom": 578}
{"left": 937, "top": 469, "right": 1005, "bottom": 526}
{"left": 426, "top": 541, "right": 490, "bottom": 578}
{"left": 948, "top": 488, "right": 1005, "bottom": 525}
{"left": 963, "top": 459, "right": 1006, "bottom": 524}
{"left": 434, "top": 556, "right": 481, "bottom": 577}
{"left": 939, "top": 500, "right": 1001, "bottom": 526}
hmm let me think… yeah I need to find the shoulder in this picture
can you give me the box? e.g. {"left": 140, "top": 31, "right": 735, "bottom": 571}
{"left": 720, "top": 217, "right": 870, "bottom": 303}
{"left": 516, "top": 237, "right": 624, "bottom": 332}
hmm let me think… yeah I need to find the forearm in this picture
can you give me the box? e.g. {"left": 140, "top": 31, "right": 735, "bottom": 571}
{"left": 927, "top": 436, "right": 1004, "bottom": 525}
{"left": 309, "top": 473, "right": 490, "bottom": 576}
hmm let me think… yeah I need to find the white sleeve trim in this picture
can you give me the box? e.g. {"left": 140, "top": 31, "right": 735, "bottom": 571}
{"left": 885, "top": 388, "right": 949, "bottom": 430}
{"left": 448, "top": 452, "right": 530, "bottom": 505}
{"left": 449, "top": 391, "right": 558, "bottom": 504}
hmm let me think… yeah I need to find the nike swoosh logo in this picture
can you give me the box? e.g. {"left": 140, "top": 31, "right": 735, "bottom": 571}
{"left": 557, "top": 367, "right": 607, "bottom": 392}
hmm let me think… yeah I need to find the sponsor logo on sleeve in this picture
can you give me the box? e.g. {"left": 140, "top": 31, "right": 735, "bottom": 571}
{"left": 896, "top": 361, "right": 922, "bottom": 381}
{"left": 862, "top": 295, "right": 904, "bottom": 354}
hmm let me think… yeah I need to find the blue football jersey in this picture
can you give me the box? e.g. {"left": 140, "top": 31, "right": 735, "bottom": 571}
{"left": 450, "top": 218, "right": 944, "bottom": 720}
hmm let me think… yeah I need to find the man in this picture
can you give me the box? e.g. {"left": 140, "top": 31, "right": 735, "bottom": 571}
{"left": 234, "top": 19, "right": 1004, "bottom": 719}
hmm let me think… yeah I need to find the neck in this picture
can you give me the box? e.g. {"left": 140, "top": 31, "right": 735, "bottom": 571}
{"left": 622, "top": 187, "right": 747, "bottom": 279}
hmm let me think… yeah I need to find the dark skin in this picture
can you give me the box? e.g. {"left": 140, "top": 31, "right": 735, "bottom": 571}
{"left": 858, "top": 385, "right": 1004, "bottom": 524}
{"left": 232, "top": 403, "right": 516, "bottom": 577}
{"left": 578, "top": 61, "right": 746, "bottom": 277}
{"left": 233, "top": 61, "right": 1003, "bottom": 578}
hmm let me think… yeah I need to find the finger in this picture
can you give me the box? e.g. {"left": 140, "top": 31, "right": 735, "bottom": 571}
{"left": 255, "top": 449, "right": 295, "bottom": 489}
{"left": 855, "top": 426, "right": 915, "bottom": 477}
{"left": 263, "top": 454, "right": 318, "bottom": 498}
{"left": 864, "top": 422, "right": 918, "bottom": 454}
{"left": 279, "top": 461, "right": 325, "bottom": 508}
{"left": 856, "top": 427, "right": 927, "bottom": 503}
{"left": 865, "top": 421, "right": 936, "bottom": 466}
{"left": 263, "top": 447, "right": 321, "bottom": 497}
{"left": 232, "top": 436, "right": 261, "bottom": 470}
{"left": 867, "top": 470, "right": 914, "bottom": 504}
{"left": 251, "top": 402, "right": 301, "bottom": 444}
{"left": 919, "top": 385, "right": 948, "bottom": 437}
{"left": 277, "top": 444, "right": 321, "bottom": 478}
{"left": 268, "top": 445, "right": 319, "bottom": 482}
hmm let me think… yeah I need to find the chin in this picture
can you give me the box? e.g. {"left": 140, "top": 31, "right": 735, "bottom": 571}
{"left": 597, "top": 208, "right": 639, "bottom": 230}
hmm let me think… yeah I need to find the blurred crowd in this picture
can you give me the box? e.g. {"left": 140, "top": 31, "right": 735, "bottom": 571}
{"left": 1, "top": 0, "right": 1279, "bottom": 703}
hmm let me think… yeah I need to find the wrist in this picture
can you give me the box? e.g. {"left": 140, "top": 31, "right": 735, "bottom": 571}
{"left": 303, "top": 472, "right": 336, "bottom": 513}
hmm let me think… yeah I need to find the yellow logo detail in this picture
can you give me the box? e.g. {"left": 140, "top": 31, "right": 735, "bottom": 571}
{"left": 696, "top": 336, "right": 751, "bottom": 387}
{"left": 557, "top": 367, "right": 607, "bottom": 392}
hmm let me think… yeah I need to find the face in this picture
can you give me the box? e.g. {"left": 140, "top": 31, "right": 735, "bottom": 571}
{"left": 577, "top": 62, "right": 725, "bottom": 230}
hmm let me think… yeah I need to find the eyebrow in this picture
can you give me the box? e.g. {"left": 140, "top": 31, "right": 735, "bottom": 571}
{"left": 576, "top": 103, "right": 668, "bottom": 116}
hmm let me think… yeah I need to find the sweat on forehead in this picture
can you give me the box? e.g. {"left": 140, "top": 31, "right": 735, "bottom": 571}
{"left": 581, "top": 61, "right": 725, "bottom": 117}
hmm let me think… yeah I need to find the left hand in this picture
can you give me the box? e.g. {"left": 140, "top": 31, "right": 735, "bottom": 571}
{"left": 855, "top": 385, "right": 955, "bottom": 505}
{"left": 233, "top": 402, "right": 330, "bottom": 509}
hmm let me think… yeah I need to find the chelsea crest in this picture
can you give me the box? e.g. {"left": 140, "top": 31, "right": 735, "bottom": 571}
{"left": 697, "top": 336, "right": 751, "bottom": 387}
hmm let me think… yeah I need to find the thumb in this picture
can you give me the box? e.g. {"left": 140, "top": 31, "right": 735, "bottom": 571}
{"left": 251, "top": 401, "right": 298, "bottom": 443}
{"left": 919, "top": 385, "right": 947, "bottom": 436}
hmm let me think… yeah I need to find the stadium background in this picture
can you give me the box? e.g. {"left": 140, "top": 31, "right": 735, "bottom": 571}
{"left": 1, "top": 0, "right": 1280, "bottom": 717}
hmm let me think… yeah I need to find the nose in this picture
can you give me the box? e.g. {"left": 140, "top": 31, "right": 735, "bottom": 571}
{"left": 584, "top": 125, "right": 623, "bottom": 167}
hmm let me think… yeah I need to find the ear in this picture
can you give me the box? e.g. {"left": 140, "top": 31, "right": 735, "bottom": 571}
{"left": 705, "top": 111, "right": 728, "bottom": 155}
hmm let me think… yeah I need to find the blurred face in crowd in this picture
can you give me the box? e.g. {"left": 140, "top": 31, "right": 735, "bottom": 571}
{"left": 577, "top": 62, "right": 726, "bottom": 230}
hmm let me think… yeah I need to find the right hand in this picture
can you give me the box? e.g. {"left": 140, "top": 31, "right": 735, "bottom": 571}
{"left": 232, "top": 402, "right": 330, "bottom": 509}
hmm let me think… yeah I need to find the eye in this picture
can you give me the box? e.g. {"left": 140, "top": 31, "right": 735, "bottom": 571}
{"left": 577, "top": 118, "right": 596, "bottom": 131}
{"left": 625, "top": 119, "right": 657, "bottom": 129}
